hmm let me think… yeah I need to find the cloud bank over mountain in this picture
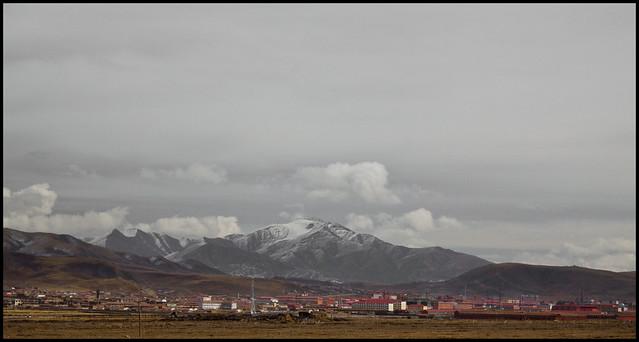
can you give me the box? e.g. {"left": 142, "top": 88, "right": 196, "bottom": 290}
{"left": 3, "top": 5, "right": 635, "bottom": 272}
{"left": 346, "top": 208, "right": 465, "bottom": 247}
{"left": 3, "top": 183, "right": 238, "bottom": 238}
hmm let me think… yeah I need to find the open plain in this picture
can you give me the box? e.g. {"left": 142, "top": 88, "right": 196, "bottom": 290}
{"left": 2, "top": 310, "right": 636, "bottom": 339}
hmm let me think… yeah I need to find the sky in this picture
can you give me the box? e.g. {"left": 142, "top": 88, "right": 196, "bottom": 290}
{"left": 3, "top": 4, "right": 636, "bottom": 271}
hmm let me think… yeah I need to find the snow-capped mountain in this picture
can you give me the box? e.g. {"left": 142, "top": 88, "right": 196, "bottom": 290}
{"left": 224, "top": 218, "right": 491, "bottom": 283}
{"left": 5, "top": 228, "right": 634, "bottom": 302}
{"left": 167, "top": 237, "right": 294, "bottom": 278}
{"left": 94, "top": 228, "right": 202, "bottom": 258}
{"left": 224, "top": 218, "right": 330, "bottom": 253}
{"left": 89, "top": 218, "right": 491, "bottom": 284}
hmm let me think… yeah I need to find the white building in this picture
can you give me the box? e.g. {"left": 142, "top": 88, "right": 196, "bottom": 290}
{"left": 202, "top": 302, "right": 222, "bottom": 310}
{"left": 201, "top": 296, "right": 222, "bottom": 310}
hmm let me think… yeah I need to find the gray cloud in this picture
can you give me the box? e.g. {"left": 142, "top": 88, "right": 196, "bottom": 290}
{"left": 462, "top": 238, "right": 637, "bottom": 273}
{"left": 3, "top": 183, "right": 129, "bottom": 237}
{"left": 140, "top": 163, "right": 228, "bottom": 184}
{"left": 511, "top": 238, "right": 636, "bottom": 272}
{"left": 64, "top": 164, "right": 100, "bottom": 179}
{"left": 293, "top": 162, "right": 401, "bottom": 205}
{"left": 345, "top": 208, "right": 465, "bottom": 247}
{"left": 3, "top": 4, "right": 635, "bottom": 270}
{"left": 133, "top": 216, "right": 240, "bottom": 239}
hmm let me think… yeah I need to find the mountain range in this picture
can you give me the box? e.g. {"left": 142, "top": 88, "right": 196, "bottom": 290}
{"left": 3, "top": 228, "right": 303, "bottom": 296}
{"left": 88, "top": 218, "right": 491, "bottom": 284}
{"left": 3, "top": 226, "right": 636, "bottom": 302}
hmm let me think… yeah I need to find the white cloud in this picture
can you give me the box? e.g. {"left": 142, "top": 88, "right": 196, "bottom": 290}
{"left": 511, "top": 238, "right": 636, "bottom": 272}
{"left": 134, "top": 215, "right": 241, "bottom": 238}
{"left": 64, "top": 164, "right": 100, "bottom": 179}
{"left": 140, "top": 162, "right": 227, "bottom": 184}
{"left": 345, "top": 213, "right": 375, "bottom": 231}
{"left": 3, "top": 183, "right": 57, "bottom": 216}
{"left": 278, "top": 203, "right": 306, "bottom": 222}
{"left": 279, "top": 211, "right": 306, "bottom": 221}
{"left": 437, "top": 216, "right": 464, "bottom": 229}
{"left": 293, "top": 162, "right": 401, "bottom": 205}
{"left": 4, "top": 207, "right": 130, "bottom": 237}
{"left": 346, "top": 208, "right": 465, "bottom": 247}
{"left": 3, "top": 183, "right": 241, "bottom": 239}
{"left": 3, "top": 183, "right": 129, "bottom": 237}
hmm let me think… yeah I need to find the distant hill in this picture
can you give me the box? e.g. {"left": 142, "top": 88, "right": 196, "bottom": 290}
{"left": 2, "top": 228, "right": 300, "bottom": 296}
{"left": 381, "top": 263, "right": 636, "bottom": 302}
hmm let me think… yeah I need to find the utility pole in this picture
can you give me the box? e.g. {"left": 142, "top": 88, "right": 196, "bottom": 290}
{"left": 498, "top": 280, "right": 503, "bottom": 311}
{"left": 138, "top": 300, "right": 141, "bottom": 338}
{"left": 250, "top": 278, "right": 256, "bottom": 315}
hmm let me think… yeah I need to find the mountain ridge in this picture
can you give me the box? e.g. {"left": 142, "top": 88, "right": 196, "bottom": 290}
{"left": 3, "top": 228, "right": 635, "bottom": 302}
{"left": 87, "top": 218, "right": 491, "bottom": 284}
{"left": 375, "top": 262, "right": 637, "bottom": 302}
{"left": 2, "top": 227, "right": 304, "bottom": 296}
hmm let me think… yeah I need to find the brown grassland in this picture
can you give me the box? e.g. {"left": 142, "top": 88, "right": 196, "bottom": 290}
{"left": 3, "top": 309, "right": 636, "bottom": 339}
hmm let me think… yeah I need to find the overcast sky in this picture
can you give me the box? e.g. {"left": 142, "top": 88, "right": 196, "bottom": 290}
{"left": 3, "top": 4, "right": 636, "bottom": 271}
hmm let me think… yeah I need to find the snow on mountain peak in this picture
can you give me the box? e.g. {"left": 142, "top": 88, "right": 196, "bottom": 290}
{"left": 223, "top": 218, "right": 364, "bottom": 255}
{"left": 269, "top": 218, "right": 320, "bottom": 239}
{"left": 121, "top": 227, "right": 138, "bottom": 237}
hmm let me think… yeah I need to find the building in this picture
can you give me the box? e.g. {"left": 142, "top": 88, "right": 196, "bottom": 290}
{"left": 437, "top": 302, "right": 456, "bottom": 311}
{"left": 352, "top": 299, "right": 395, "bottom": 312}
{"left": 551, "top": 304, "right": 601, "bottom": 313}
{"left": 406, "top": 303, "right": 427, "bottom": 313}
{"left": 396, "top": 301, "right": 407, "bottom": 311}
{"left": 221, "top": 302, "right": 238, "bottom": 310}
{"left": 202, "top": 302, "right": 222, "bottom": 310}
{"left": 200, "top": 296, "right": 222, "bottom": 310}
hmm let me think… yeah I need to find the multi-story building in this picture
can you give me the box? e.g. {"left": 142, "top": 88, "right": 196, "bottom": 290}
{"left": 352, "top": 299, "right": 395, "bottom": 312}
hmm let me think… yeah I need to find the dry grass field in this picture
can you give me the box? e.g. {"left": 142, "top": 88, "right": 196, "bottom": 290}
{"left": 3, "top": 309, "right": 636, "bottom": 339}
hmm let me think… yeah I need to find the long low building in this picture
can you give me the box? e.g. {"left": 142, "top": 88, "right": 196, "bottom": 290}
{"left": 352, "top": 299, "right": 407, "bottom": 312}
{"left": 352, "top": 299, "right": 394, "bottom": 312}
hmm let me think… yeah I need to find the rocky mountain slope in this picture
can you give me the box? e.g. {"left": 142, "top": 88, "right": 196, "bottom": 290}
{"left": 159, "top": 219, "right": 489, "bottom": 284}
{"left": 91, "top": 228, "right": 201, "bottom": 258}
{"left": 222, "top": 219, "right": 490, "bottom": 283}
{"left": 99, "top": 218, "right": 490, "bottom": 284}
{"left": 4, "top": 228, "right": 635, "bottom": 301}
